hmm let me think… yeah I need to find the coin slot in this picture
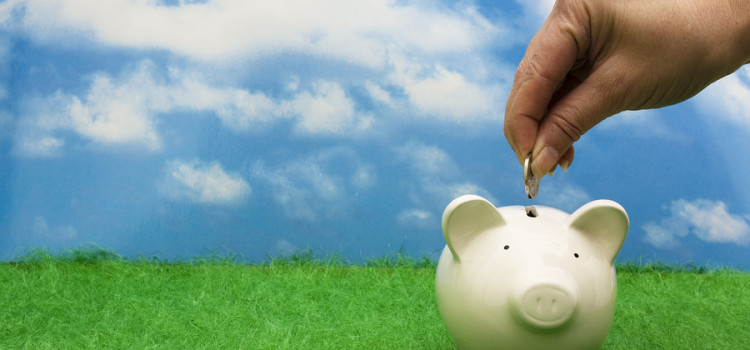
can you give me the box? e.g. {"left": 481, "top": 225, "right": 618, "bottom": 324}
{"left": 525, "top": 206, "right": 538, "bottom": 218}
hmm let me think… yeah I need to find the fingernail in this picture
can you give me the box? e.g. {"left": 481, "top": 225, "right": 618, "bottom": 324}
{"left": 560, "top": 160, "right": 571, "bottom": 172}
{"left": 547, "top": 166, "right": 556, "bottom": 177}
{"left": 533, "top": 146, "right": 559, "bottom": 178}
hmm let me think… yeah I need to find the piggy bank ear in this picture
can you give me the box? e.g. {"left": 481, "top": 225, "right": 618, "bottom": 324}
{"left": 567, "top": 200, "right": 629, "bottom": 264}
{"left": 442, "top": 195, "right": 505, "bottom": 262}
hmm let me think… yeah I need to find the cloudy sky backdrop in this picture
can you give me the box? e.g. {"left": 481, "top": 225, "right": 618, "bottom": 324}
{"left": 1, "top": 0, "right": 749, "bottom": 268}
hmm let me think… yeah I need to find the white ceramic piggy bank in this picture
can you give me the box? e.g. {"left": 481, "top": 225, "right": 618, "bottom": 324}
{"left": 436, "top": 195, "right": 628, "bottom": 350}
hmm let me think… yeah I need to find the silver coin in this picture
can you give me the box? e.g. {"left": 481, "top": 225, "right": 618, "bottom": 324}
{"left": 524, "top": 154, "right": 539, "bottom": 199}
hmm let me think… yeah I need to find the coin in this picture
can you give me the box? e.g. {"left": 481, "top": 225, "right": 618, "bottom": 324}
{"left": 524, "top": 154, "right": 539, "bottom": 199}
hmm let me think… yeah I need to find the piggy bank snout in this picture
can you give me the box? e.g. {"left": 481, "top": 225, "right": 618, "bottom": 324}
{"left": 510, "top": 278, "right": 579, "bottom": 332}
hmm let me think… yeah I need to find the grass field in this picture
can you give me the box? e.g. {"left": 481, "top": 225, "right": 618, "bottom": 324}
{"left": 1, "top": 249, "right": 749, "bottom": 349}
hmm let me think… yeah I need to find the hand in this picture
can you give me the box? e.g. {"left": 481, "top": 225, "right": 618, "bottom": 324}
{"left": 504, "top": 0, "right": 750, "bottom": 178}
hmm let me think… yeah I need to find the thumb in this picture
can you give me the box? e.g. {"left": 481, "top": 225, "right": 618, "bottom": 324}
{"left": 531, "top": 71, "right": 621, "bottom": 178}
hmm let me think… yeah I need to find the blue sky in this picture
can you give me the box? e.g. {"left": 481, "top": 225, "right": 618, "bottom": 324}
{"left": 1, "top": 0, "right": 749, "bottom": 268}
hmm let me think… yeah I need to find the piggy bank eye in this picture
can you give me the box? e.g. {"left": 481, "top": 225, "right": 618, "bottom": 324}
{"left": 574, "top": 253, "right": 580, "bottom": 258}
{"left": 504, "top": 245, "right": 510, "bottom": 250}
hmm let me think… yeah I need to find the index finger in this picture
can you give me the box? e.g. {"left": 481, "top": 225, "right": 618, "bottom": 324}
{"left": 504, "top": 13, "right": 585, "bottom": 165}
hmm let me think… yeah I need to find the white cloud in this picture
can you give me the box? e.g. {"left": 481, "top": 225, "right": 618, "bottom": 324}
{"left": 395, "top": 141, "right": 493, "bottom": 210}
{"left": 15, "top": 61, "right": 384, "bottom": 156}
{"left": 284, "top": 81, "right": 373, "bottom": 136}
{"left": 525, "top": 0, "right": 554, "bottom": 22}
{"left": 67, "top": 73, "right": 162, "bottom": 150}
{"left": 0, "top": 36, "right": 7, "bottom": 101}
{"left": 286, "top": 76, "right": 300, "bottom": 92}
{"left": 642, "top": 221, "right": 683, "bottom": 249}
{"left": 599, "top": 110, "right": 687, "bottom": 141}
{"left": 5, "top": 0, "right": 515, "bottom": 144}
{"left": 396, "top": 64, "right": 498, "bottom": 121}
{"left": 397, "top": 209, "right": 434, "bottom": 230}
{"left": 603, "top": 110, "right": 656, "bottom": 127}
{"left": 14, "top": 61, "right": 279, "bottom": 154}
{"left": 643, "top": 199, "right": 750, "bottom": 249}
{"left": 427, "top": 180, "right": 490, "bottom": 205}
{"left": 252, "top": 148, "right": 376, "bottom": 221}
{"left": 509, "top": 0, "right": 555, "bottom": 40}
{"left": 365, "top": 81, "right": 393, "bottom": 106}
{"left": 537, "top": 182, "right": 593, "bottom": 214}
{"left": 253, "top": 160, "right": 336, "bottom": 221}
{"left": 162, "top": 159, "right": 251, "bottom": 205}
{"left": 14, "top": 136, "right": 65, "bottom": 157}
{"left": 31, "top": 216, "right": 78, "bottom": 241}
{"left": 350, "top": 164, "right": 377, "bottom": 190}
{"left": 0, "top": 0, "right": 21, "bottom": 26}
{"left": 694, "top": 67, "right": 750, "bottom": 130}
{"left": 14, "top": 64, "right": 164, "bottom": 153}
{"left": 399, "top": 209, "right": 432, "bottom": 221}
{"left": 679, "top": 200, "right": 750, "bottom": 244}
{"left": 11, "top": 0, "right": 501, "bottom": 65}
{"left": 395, "top": 141, "right": 458, "bottom": 175}
{"left": 388, "top": 55, "right": 503, "bottom": 122}
{"left": 274, "top": 239, "right": 299, "bottom": 256}
{"left": 172, "top": 75, "right": 278, "bottom": 131}
{"left": 392, "top": 141, "right": 490, "bottom": 230}
{"left": 6, "top": 0, "right": 510, "bottom": 127}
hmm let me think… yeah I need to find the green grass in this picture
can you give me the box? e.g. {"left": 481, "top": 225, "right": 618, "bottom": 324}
{"left": 1, "top": 249, "right": 749, "bottom": 349}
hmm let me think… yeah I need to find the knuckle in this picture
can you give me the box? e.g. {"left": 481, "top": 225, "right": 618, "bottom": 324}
{"left": 545, "top": 112, "right": 584, "bottom": 143}
{"left": 527, "top": 54, "right": 558, "bottom": 86}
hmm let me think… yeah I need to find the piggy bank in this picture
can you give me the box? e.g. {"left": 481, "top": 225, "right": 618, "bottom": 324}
{"left": 435, "top": 195, "right": 628, "bottom": 350}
